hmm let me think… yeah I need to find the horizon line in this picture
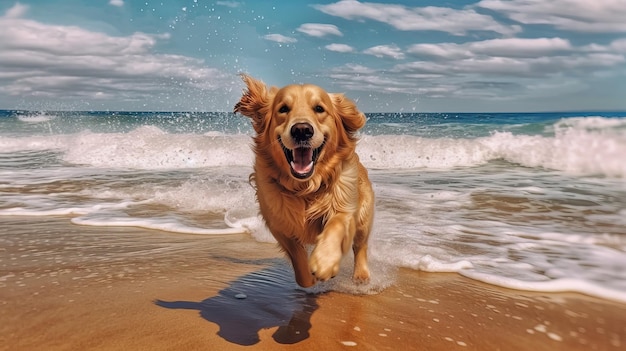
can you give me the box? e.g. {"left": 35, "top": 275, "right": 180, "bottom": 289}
{"left": 2, "top": 109, "right": 626, "bottom": 115}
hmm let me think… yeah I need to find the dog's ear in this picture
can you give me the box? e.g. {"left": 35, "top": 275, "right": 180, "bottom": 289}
{"left": 234, "top": 74, "right": 273, "bottom": 134}
{"left": 330, "top": 93, "right": 366, "bottom": 136}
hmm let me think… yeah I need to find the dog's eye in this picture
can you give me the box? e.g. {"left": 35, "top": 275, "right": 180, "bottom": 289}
{"left": 278, "top": 105, "right": 290, "bottom": 114}
{"left": 313, "top": 105, "right": 325, "bottom": 113}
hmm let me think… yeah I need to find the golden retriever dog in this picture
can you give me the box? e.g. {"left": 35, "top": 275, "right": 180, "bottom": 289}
{"left": 234, "top": 74, "right": 374, "bottom": 288}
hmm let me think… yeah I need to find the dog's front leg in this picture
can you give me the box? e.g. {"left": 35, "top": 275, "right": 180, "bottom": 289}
{"left": 276, "top": 235, "right": 316, "bottom": 288}
{"left": 309, "top": 213, "right": 355, "bottom": 281}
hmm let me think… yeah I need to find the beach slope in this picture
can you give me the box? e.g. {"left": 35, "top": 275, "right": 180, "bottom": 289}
{"left": 0, "top": 217, "right": 623, "bottom": 350}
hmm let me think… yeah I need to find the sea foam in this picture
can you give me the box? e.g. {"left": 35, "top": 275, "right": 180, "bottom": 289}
{"left": 2, "top": 117, "right": 623, "bottom": 178}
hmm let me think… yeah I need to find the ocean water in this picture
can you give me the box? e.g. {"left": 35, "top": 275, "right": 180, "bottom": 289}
{"left": 1, "top": 110, "right": 625, "bottom": 302}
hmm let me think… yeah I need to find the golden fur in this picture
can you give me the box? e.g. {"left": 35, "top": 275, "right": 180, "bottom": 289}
{"left": 234, "top": 74, "right": 374, "bottom": 287}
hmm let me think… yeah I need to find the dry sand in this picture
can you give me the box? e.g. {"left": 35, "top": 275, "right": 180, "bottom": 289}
{"left": 1, "top": 217, "right": 624, "bottom": 350}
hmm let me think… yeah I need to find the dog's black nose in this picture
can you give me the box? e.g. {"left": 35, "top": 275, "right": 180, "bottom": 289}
{"left": 291, "top": 123, "right": 314, "bottom": 142}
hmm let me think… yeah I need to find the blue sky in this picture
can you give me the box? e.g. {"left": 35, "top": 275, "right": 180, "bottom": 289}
{"left": 1, "top": 0, "right": 625, "bottom": 112}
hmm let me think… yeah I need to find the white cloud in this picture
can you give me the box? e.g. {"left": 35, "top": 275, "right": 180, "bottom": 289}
{"left": 109, "top": 0, "right": 124, "bottom": 7}
{"left": 470, "top": 37, "right": 572, "bottom": 57}
{"left": 407, "top": 43, "right": 472, "bottom": 60}
{"left": 297, "top": 23, "right": 343, "bottom": 37}
{"left": 0, "top": 5, "right": 233, "bottom": 109}
{"left": 330, "top": 64, "right": 444, "bottom": 96}
{"left": 325, "top": 43, "right": 355, "bottom": 53}
{"left": 3, "top": 2, "right": 28, "bottom": 18}
{"left": 396, "top": 57, "right": 536, "bottom": 77}
{"left": 314, "top": 0, "right": 520, "bottom": 36}
{"left": 337, "top": 63, "right": 376, "bottom": 74}
{"left": 216, "top": 1, "right": 241, "bottom": 8}
{"left": 263, "top": 34, "right": 297, "bottom": 43}
{"left": 363, "top": 44, "right": 405, "bottom": 59}
{"left": 477, "top": 0, "right": 626, "bottom": 33}
{"left": 408, "top": 38, "right": 573, "bottom": 59}
{"left": 610, "top": 39, "right": 626, "bottom": 53}
{"left": 394, "top": 52, "right": 625, "bottom": 79}
{"left": 328, "top": 60, "right": 584, "bottom": 104}
{"left": 325, "top": 33, "right": 626, "bottom": 103}
{"left": 0, "top": 19, "right": 161, "bottom": 56}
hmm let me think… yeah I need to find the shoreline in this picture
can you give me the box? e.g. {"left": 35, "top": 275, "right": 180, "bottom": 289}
{"left": 1, "top": 217, "right": 624, "bottom": 350}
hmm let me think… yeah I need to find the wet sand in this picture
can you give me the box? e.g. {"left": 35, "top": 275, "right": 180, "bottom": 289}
{"left": 1, "top": 217, "right": 624, "bottom": 350}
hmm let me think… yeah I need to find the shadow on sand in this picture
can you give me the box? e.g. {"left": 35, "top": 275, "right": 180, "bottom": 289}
{"left": 155, "top": 258, "right": 319, "bottom": 346}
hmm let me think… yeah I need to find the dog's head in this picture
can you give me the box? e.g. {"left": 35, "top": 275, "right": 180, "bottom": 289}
{"left": 234, "top": 74, "right": 365, "bottom": 183}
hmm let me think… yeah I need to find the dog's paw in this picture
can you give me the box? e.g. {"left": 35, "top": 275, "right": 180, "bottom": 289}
{"left": 352, "top": 265, "right": 370, "bottom": 285}
{"left": 309, "top": 241, "right": 342, "bottom": 281}
{"left": 295, "top": 272, "right": 317, "bottom": 288}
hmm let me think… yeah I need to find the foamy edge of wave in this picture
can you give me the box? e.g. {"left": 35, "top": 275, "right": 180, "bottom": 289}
{"left": 0, "top": 200, "right": 253, "bottom": 236}
{"left": 461, "top": 271, "right": 626, "bottom": 304}
{"left": 377, "top": 251, "right": 626, "bottom": 304}
{"left": 71, "top": 216, "right": 247, "bottom": 235}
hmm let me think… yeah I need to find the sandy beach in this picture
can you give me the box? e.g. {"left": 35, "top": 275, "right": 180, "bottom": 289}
{"left": 1, "top": 216, "right": 624, "bottom": 351}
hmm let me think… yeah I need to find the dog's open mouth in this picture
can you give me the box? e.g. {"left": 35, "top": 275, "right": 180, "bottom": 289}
{"left": 279, "top": 138, "right": 323, "bottom": 179}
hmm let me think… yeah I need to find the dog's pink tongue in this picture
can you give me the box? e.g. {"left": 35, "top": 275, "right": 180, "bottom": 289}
{"left": 291, "top": 147, "right": 313, "bottom": 174}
